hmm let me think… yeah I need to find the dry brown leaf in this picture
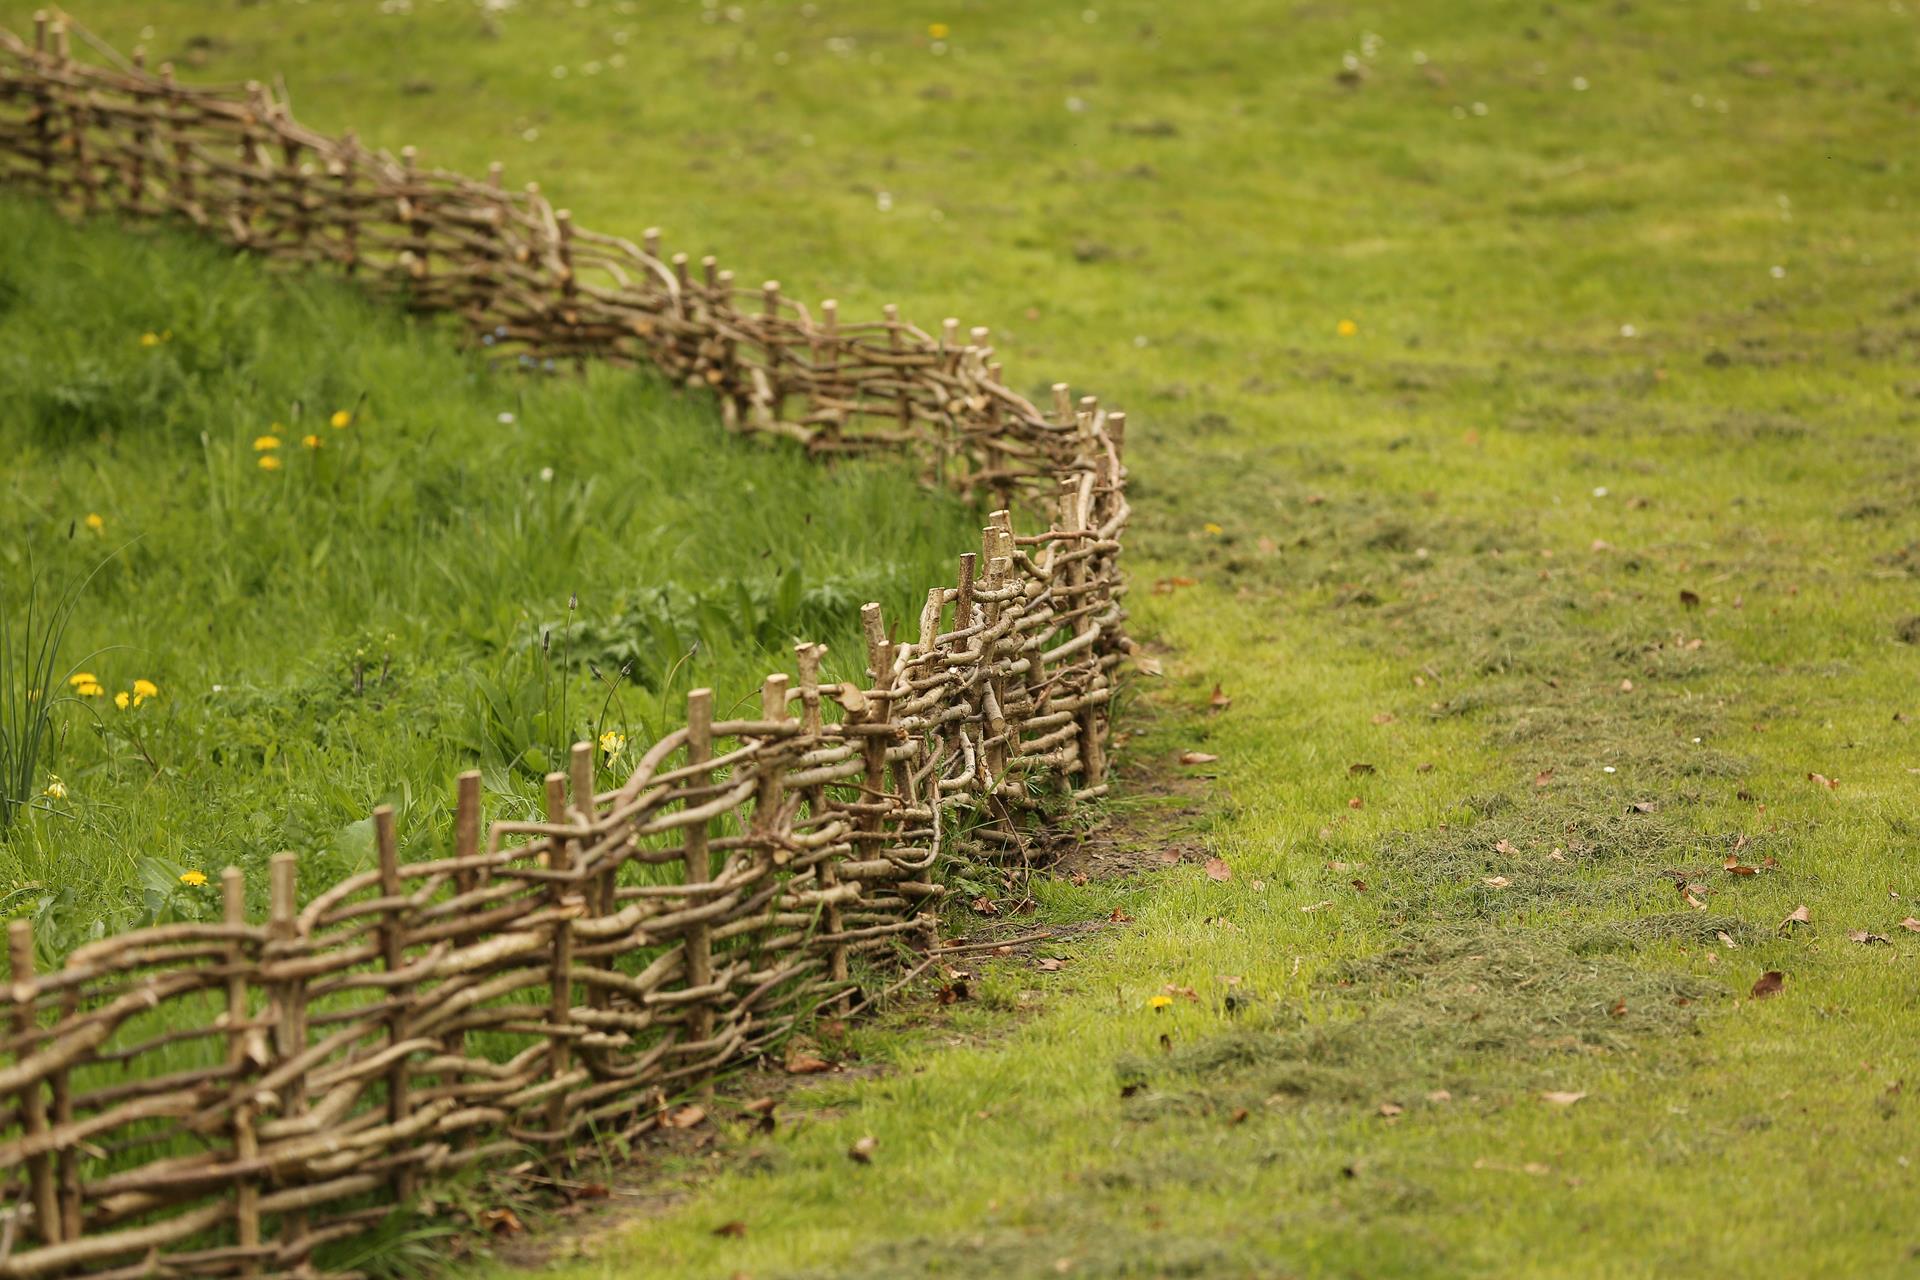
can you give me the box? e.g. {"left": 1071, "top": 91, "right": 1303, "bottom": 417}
{"left": 1348, "top": 762, "right": 1377, "bottom": 776}
{"left": 664, "top": 1104, "right": 707, "bottom": 1129}
{"left": 1301, "top": 899, "right": 1334, "bottom": 913}
{"left": 1807, "top": 772, "right": 1838, "bottom": 790}
{"left": 1679, "top": 588, "right": 1701, "bottom": 608}
{"left": 1750, "top": 970, "right": 1786, "bottom": 999}
{"left": 713, "top": 1221, "right": 748, "bottom": 1238}
{"left": 1378, "top": 1101, "right": 1404, "bottom": 1118}
{"left": 1132, "top": 654, "right": 1165, "bottom": 677}
{"left": 1900, "top": 917, "right": 1920, "bottom": 933}
{"left": 1347, "top": 796, "right": 1364, "bottom": 810}
{"left": 785, "top": 1052, "right": 835, "bottom": 1076}
{"left": 1203, "top": 856, "right": 1232, "bottom": 882}
{"left": 1483, "top": 876, "right": 1511, "bottom": 889}
{"left": 480, "top": 1207, "right": 525, "bottom": 1237}
{"left": 1108, "top": 907, "right": 1134, "bottom": 923}
{"left": 1209, "top": 684, "right": 1232, "bottom": 712}
{"left": 1609, "top": 998, "right": 1627, "bottom": 1018}
{"left": 1715, "top": 930, "right": 1739, "bottom": 949}
{"left": 1179, "top": 750, "right": 1219, "bottom": 765}
{"left": 1847, "top": 930, "right": 1891, "bottom": 946}
{"left": 1230, "top": 1106, "right": 1251, "bottom": 1125}
{"left": 1151, "top": 576, "right": 1198, "bottom": 595}
{"left": 1779, "top": 904, "right": 1811, "bottom": 933}
{"left": 1371, "top": 712, "right": 1396, "bottom": 725}
{"left": 1494, "top": 839, "right": 1519, "bottom": 855}
{"left": 1037, "top": 956, "right": 1067, "bottom": 971}
{"left": 1427, "top": 1089, "right": 1452, "bottom": 1104}
{"left": 1540, "top": 1090, "right": 1587, "bottom": 1107}
{"left": 848, "top": 1135, "right": 878, "bottom": 1164}
{"left": 1533, "top": 769, "right": 1555, "bottom": 788}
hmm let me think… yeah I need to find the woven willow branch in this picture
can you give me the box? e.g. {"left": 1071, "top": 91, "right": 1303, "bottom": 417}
{"left": 0, "top": 11, "right": 1130, "bottom": 1278}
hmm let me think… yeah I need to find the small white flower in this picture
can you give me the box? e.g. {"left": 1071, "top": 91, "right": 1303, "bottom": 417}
{"left": 539, "top": 466, "right": 555, "bottom": 483}
{"left": 497, "top": 411, "right": 516, "bottom": 424}
{"left": 1769, "top": 264, "right": 1786, "bottom": 279}
{"left": 1571, "top": 76, "right": 1590, "bottom": 91}
{"left": 1593, "top": 486, "right": 1609, "bottom": 498}
{"left": 1065, "top": 96, "right": 1087, "bottom": 113}
{"left": 1471, "top": 101, "right": 1488, "bottom": 116}
{"left": 1603, "top": 766, "right": 1617, "bottom": 774}
{"left": 1619, "top": 323, "right": 1637, "bottom": 338}
{"left": 1133, "top": 335, "right": 1149, "bottom": 348}
{"left": 875, "top": 190, "right": 893, "bottom": 212}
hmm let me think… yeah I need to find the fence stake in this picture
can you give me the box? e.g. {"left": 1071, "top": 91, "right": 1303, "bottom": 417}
{"left": 223, "top": 867, "right": 261, "bottom": 1277}
{"left": 268, "top": 851, "right": 307, "bottom": 1261}
{"left": 542, "top": 770, "right": 573, "bottom": 1136}
{"left": 683, "top": 689, "right": 716, "bottom": 1073}
{"left": 374, "top": 805, "right": 414, "bottom": 1199}
{"left": 9, "top": 920, "right": 60, "bottom": 1246}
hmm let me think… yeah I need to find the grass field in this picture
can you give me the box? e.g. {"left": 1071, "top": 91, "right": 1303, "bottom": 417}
{"left": 6, "top": 0, "right": 1920, "bottom": 1275}
{"left": 0, "top": 194, "right": 978, "bottom": 946}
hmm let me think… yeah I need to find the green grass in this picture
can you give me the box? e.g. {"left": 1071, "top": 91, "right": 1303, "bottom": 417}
{"left": 7, "top": 0, "right": 1920, "bottom": 1274}
{"left": 0, "top": 194, "right": 978, "bottom": 948}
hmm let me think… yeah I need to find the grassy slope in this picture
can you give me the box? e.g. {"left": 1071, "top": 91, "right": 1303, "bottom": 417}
{"left": 7, "top": 0, "right": 1920, "bottom": 1274}
{"left": 0, "top": 195, "right": 976, "bottom": 943}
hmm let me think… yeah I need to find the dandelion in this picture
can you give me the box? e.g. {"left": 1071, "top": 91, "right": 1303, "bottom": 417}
{"left": 69, "top": 673, "right": 104, "bottom": 697}
{"left": 115, "top": 690, "right": 131, "bottom": 709}
{"left": 1203, "top": 522, "right": 1223, "bottom": 535}
{"left": 928, "top": 21, "right": 948, "bottom": 38}
{"left": 253, "top": 434, "right": 282, "bottom": 452}
{"left": 84, "top": 512, "right": 105, "bottom": 533}
{"left": 1148, "top": 995, "right": 1174, "bottom": 1010}
{"left": 600, "top": 729, "right": 627, "bottom": 758}
{"left": 302, "top": 434, "right": 322, "bottom": 450}
{"left": 258, "top": 455, "right": 282, "bottom": 471}
{"left": 138, "top": 330, "right": 170, "bottom": 347}
{"left": 42, "top": 776, "right": 67, "bottom": 801}
{"left": 179, "top": 870, "right": 208, "bottom": 887}
{"left": 330, "top": 409, "right": 353, "bottom": 429}
{"left": 1336, "top": 318, "right": 1358, "bottom": 337}
{"left": 133, "top": 678, "right": 158, "bottom": 706}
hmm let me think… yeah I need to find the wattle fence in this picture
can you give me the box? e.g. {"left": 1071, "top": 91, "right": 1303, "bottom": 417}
{"left": 0, "top": 11, "right": 1130, "bottom": 1279}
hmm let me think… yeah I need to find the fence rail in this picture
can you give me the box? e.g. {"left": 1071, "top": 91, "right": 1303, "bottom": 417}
{"left": 0, "top": 10, "right": 1129, "bottom": 1278}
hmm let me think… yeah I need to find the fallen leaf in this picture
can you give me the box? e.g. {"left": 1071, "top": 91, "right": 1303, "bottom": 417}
{"left": 1533, "top": 769, "right": 1555, "bottom": 788}
{"left": 1679, "top": 588, "right": 1701, "bottom": 608}
{"left": 1609, "top": 998, "right": 1627, "bottom": 1018}
{"left": 1427, "top": 1089, "right": 1452, "bottom": 1103}
{"left": 713, "top": 1221, "right": 748, "bottom": 1238}
{"left": 937, "top": 980, "right": 970, "bottom": 1004}
{"left": 1179, "top": 751, "right": 1219, "bottom": 765}
{"left": 1540, "top": 1091, "right": 1587, "bottom": 1107}
{"left": 1627, "top": 800, "right": 1658, "bottom": 814}
{"left": 1715, "top": 930, "right": 1739, "bottom": 949}
{"left": 1037, "top": 956, "right": 1068, "bottom": 971}
{"left": 1204, "top": 856, "right": 1232, "bottom": 882}
{"left": 1750, "top": 970, "right": 1786, "bottom": 1000}
{"left": 970, "top": 895, "right": 998, "bottom": 915}
{"left": 1417, "top": 761, "right": 1435, "bottom": 773}
{"left": 1723, "top": 856, "right": 1757, "bottom": 876}
{"left": 1132, "top": 654, "right": 1165, "bottom": 676}
{"left": 1483, "top": 876, "right": 1511, "bottom": 889}
{"left": 1494, "top": 839, "right": 1519, "bottom": 855}
{"left": 1900, "top": 918, "right": 1920, "bottom": 933}
{"left": 1779, "top": 904, "right": 1811, "bottom": 933}
{"left": 480, "top": 1207, "right": 525, "bottom": 1237}
{"left": 1847, "top": 930, "right": 1891, "bottom": 946}
{"left": 848, "top": 1135, "right": 878, "bottom": 1164}
{"left": 1807, "top": 772, "right": 1838, "bottom": 790}
{"left": 1348, "top": 762, "right": 1377, "bottom": 777}
{"left": 1151, "top": 576, "right": 1198, "bottom": 595}
{"left": 1347, "top": 796, "right": 1364, "bottom": 810}
{"left": 664, "top": 1104, "right": 707, "bottom": 1129}
{"left": 1351, "top": 878, "right": 1368, "bottom": 892}
{"left": 785, "top": 1052, "right": 835, "bottom": 1075}
{"left": 1301, "top": 900, "right": 1334, "bottom": 913}
{"left": 1378, "top": 1101, "right": 1404, "bottom": 1117}
{"left": 1209, "top": 684, "right": 1232, "bottom": 712}
{"left": 1108, "top": 907, "right": 1134, "bottom": 923}
{"left": 1230, "top": 1106, "right": 1250, "bottom": 1125}
{"left": 1371, "top": 712, "right": 1396, "bottom": 725}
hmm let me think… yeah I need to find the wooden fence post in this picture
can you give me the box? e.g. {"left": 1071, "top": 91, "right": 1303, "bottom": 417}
{"left": 9, "top": 920, "right": 59, "bottom": 1246}
{"left": 542, "top": 770, "right": 572, "bottom": 1137}
{"left": 223, "top": 867, "right": 261, "bottom": 1277}
{"left": 268, "top": 851, "right": 307, "bottom": 1261}
{"left": 373, "top": 806, "right": 414, "bottom": 1199}
{"left": 683, "top": 688, "right": 715, "bottom": 1072}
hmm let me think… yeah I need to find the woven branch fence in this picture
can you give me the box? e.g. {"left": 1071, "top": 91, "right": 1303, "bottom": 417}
{"left": 0, "top": 11, "right": 1131, "bottom": 1279}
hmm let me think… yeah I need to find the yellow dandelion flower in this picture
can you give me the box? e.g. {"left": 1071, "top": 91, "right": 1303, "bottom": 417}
{"left": 253, "top": 434, "right": 282, "bottom": 452}
{"left": 599, "top": 730, "right": 627, "bottom": 757}
{"left": 42, "top": 776, "right": 67, "bottom": 801}
{"left": 1203, "top": 522, "right": 1223, "bottom": 535}
{"left": 133, "top": 679, "right": 159, "bottom": 698}
{"left": 258, "top": 455, "right": 282, "bottom": 471}
{"left": 928, "top": 21, "right": 949, "bottom": 38}
{"left": 1148, "top": 994, "right": 1174, "bottom": 1010}
{"left": 138, "top": 331, "right": 162, "bottom": 347}
{"left": 75, "top": 680, "right": 104, "bottom": 697}
{"left": 84, "top": 512, "right": 105, "bottom": 533}
{"left": 114, "top": 690, "right": 130, "bottom": 710}
{"left": 68, "top": 672, "right": 97, "bottom": 688}
{"left": 302, "top": 434, "right": 322, "bottom": 450}
{"left": 330, "top": 410, "right": 352, "bottom": 429}
{"left": 179, "top": 870, "right": 208, "bottom": 887}
{"left": 1336, "top": 319, "right": 1358, "bottom": 337}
